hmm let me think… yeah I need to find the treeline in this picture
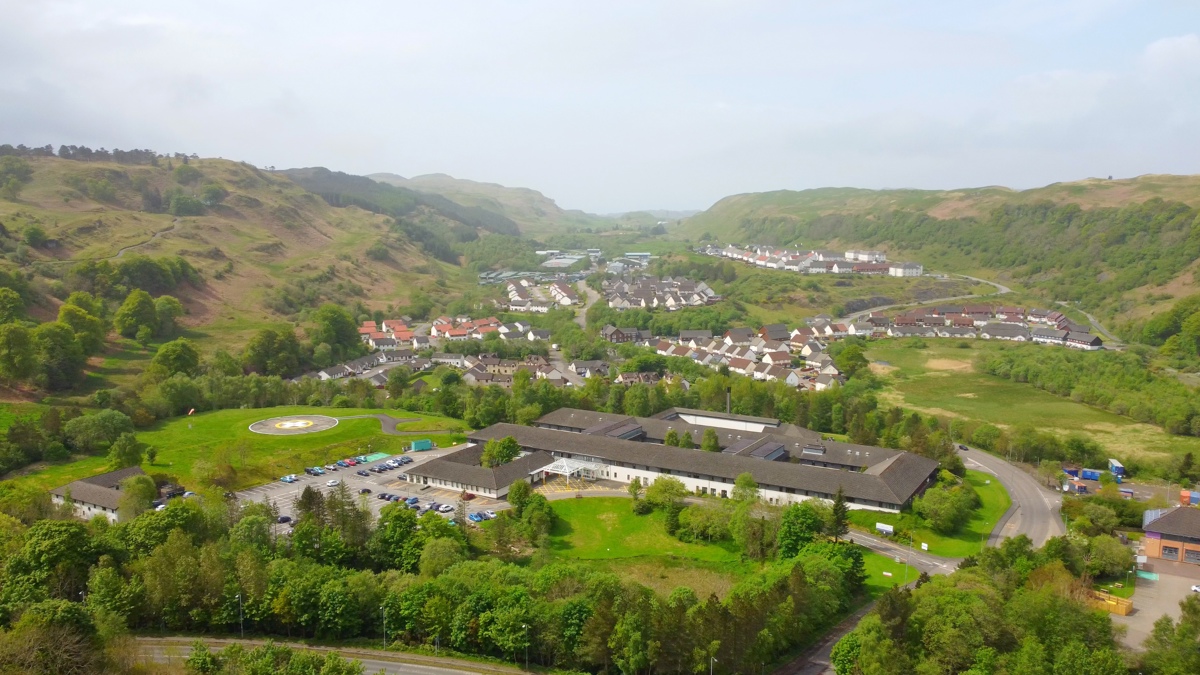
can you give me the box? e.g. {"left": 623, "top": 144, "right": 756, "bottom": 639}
{"left": 650, "top": 255, "right": 739, "bottom": 284}
{"left": 977, "top": 344, "right": 1200, "bottom": 436}
{"left": 0, "top": 468, "right": 869, "bottom": 674}
{"left": 586, "top": 303, "right": 748, "bottom": 337}
{"left": 832, "top": 534, "right": 1132, "bottom": 674}
{"left": 740, "top": 198, "right": 1200, "bottom": 316}
{"left": 0, "top": 142, "right": 189, "bottom": 165}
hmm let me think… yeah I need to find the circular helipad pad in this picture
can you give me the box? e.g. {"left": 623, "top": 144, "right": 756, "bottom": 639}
{"left": 249, "top": 414, "right": 340, "bottom": 435}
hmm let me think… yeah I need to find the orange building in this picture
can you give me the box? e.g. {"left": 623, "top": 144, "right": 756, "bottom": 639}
{"left": 1143, "top": 507, "right": 1200, "bottom": 565}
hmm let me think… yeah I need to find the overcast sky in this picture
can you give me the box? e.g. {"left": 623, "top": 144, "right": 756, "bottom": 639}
{"left": 2, "top": 1, "right": 1199, "bottom": 213}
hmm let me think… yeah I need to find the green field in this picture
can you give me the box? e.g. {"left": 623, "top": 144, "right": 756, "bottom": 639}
{"left": 861, "top": 549, "right": 917, "bottom": 598}
{"left": 549, "top": 497, "right": 740, "bottom": 562}
{"left": 848, "top": 470, "right": 1011, "bottom": 558}
{"left": 6, "top": 406, "right": 467, "bottom": 492}
{"left": 867, "top": 341, "right": 1200, "bottom": 460}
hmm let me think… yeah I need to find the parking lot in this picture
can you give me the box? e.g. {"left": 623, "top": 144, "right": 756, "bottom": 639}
{"left": 233, "top": 445, "right": 505, "bottom": 531}
{"left": 1112, "top": 561, "right": 1200, "bottom": 648}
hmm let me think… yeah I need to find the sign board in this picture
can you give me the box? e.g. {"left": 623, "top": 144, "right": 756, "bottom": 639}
{"left": 921, "top": 542, "right": 929, "bottom": 551}
{"left": 882, "top": 571, "right": 893, "bottom": 577}
{"left": 1136, "top": 555, "right": 1147, "bottom": 564}
{"left": 876, "top": 523, "right": 894, "bottom": 535}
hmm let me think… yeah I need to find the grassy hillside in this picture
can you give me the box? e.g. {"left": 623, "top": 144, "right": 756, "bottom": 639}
{"left": 0, "top": 155, "right": 472, "bottom": 357}
{"left": 679, "top": 175, "right": 1200, "bottom": 330}
{"left": 370, "top": 172, "right": 611, "bottom": 237}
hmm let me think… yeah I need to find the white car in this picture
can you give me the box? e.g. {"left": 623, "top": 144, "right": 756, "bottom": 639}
{"left": 1191, "top": 584, "right": 1200, "bottom": 593}
{"left": 326, "top": 479, "right": 340, "bottom": 487}
{"left": 484, "top": 510, "right": 497, "bottom": 519}
{"left": 438, "top": 504, "right": 455, "bottom": 513}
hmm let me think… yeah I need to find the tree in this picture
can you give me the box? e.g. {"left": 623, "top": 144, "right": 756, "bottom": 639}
{"left": 0, "top": 287, "right": 24, "bottom": 323}
{"left": 173, "top": 164, "right": 202, "bottom": 184}
{"left": 1085, "top": 534, "right": 1134, "bottom": 578}
{"left": 242, "top": 327, "right": 302, "bottom": 377}
{"left": 664, "top": 428, "right": 680, "bottom": 447}
{"left": 0, "top": 322, "right": 36, "bottom": 381}
{"left": 56, "top": 304, "right": 105, "bottom": 356}
{"left": 136, "top": 324, "right": 154, "bottom": 347}
{"left": 701, "top": 428, "right": 721, "bottom": 452}
{"left": 113, "top": 289, "right": 157, "bottom": 338}
{"left": 419, "top": 537, "right": 465, "bottom": 577}
{"left": 913, "top": 484, "right": 977, "bottom": 534}
{"left": 777, "top": 501, "right": 826, "bottom": 558}
{"left": 63, "top": 409, "right": 134, "bottom": 453}
{"left": 31, "top": 322, "right": 87, "bottom": 390}
{"left": 833, "top": 344, "right": 869, "bottom": 379}
{"left": 645, "top": 476, "right": 688, "bottom": 508}
{"left": 732, "top": 472, "right": 759, "bottom": 502}
{"left": 679, "top": 431, "right": 695, "bottom": 449}
{"left": 827, "top": 486, "right": 849, "bottom": 541}
{"left": 386, "top": 366, "right": 411, "bottom": 398}
{"left": 507, "top": 480, "right": 533, "bottom": 516}
{"left": 154, "top": 295, "right": 185, "bottom": 336}
{"left": 117, "top": 474, "right": 158, "bottom": 521}
{"left": 200, "top": 183, "right": 228, "bottom": 206}
{"left": 481, "top": 436, "right": 521, "bottom": 468}
{"left": 627, "top": 478, "right": 644, "bottom": 501}
{"left": 308, "top": 304, "right": 359, "bottom": 354}
{"left": 152, "top": 338, "right": 201, "bottom": 377}
{"left": 107, "top": 432, "right": 144, "bottom": 469}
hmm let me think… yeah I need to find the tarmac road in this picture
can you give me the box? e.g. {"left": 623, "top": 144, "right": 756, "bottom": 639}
{"left": 959, "top": 445, "right": 1065, "bottom": 548}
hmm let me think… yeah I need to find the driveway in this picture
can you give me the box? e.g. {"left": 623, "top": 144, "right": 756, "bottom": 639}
{"left": 574, "top": 280, "right": 600, "bottom": 328}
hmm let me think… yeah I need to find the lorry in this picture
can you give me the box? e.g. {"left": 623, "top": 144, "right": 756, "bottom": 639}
{"left": 410, "top": 439, "right": 434, "bottom": 452}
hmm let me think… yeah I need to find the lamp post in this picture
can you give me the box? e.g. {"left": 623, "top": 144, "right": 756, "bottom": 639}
{"left": 710, "top": 656, "right": 718, "bottom": 675}
{"left": 522, "top": 623, "right": 529, "bottom": 670}
{"left": 435, "top": 634, "right": 439, "bottom": 656}
{"left": 381, "top": 605, "right": 387, "bottom": 649}
{"left": 236, "top": 593, "right": 244, "bottom": 638}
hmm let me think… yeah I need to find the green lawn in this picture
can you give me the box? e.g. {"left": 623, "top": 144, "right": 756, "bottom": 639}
{"left": 1094, "top": 575, "right": 1136, "bottom": 599}
{"left": 548, "top": 497, "right": 740, "bottom": 562}
{"left": 849, "top": 470, "right": 1011, "bottom": 558}
{"left": 5, "top": 406, "right": 467, "bottom": 492}
{"left": 862, "top": 549, "right": 917, "bottom": 598}
{"left": 867, "top": 341, "right": 1200, "bottom": 460}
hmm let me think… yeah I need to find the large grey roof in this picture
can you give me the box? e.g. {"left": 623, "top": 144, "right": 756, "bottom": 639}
{"left": 466, "top": 424, "right": 936, "bottom": 506}
{"left": 404, "top": 444, "right": 556, "bottom": 490}
{"left": 50, "top": 466, "right": 146, "bottom": 511}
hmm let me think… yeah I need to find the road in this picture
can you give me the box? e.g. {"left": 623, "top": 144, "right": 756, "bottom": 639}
{"left": 135, "top": 637, "right": 514, "bottom": 675}
{"left": 1055, "top": 301, "right": 1122, "bottom": 345}
{"left": 787, "top": 445, "right": 1063, "bottom": 674}
{"left": 843, "top": 274, "right": 1011, "bottom": 321}
{"left": 574, "top": 279, "right": 601, "bottom": 328}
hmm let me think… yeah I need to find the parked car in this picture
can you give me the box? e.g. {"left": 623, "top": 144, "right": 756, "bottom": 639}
{"left": 461, "top": 492, "right": 476, "bottom": 500}
{"left": 468, "top": 513, "right": 483, "bottom": 523}
{"left": 408, "top": 503, "right": 421, "bottom": 510}
{"left": 326, "top": 479, "right": 341, "bottom": 487}
{"left": 356, "top": 470, "right": 370, "bottom": 477}
{"left": 398, "top": 456, "right": 413, "bottom": 465}
{"left": 958, "top": 444, "right": 969, "bottom": 451}
{"left": 325, "top": 464, "right": 338, "bottom": 471}
{"left": 280, "top": 475, "right": 296, "bottom": 484}
{"left": 336, "top": 460, "right": 349, "bottom": 468}
{"left": 388, "top": 495, "right": 402, "bottom": 502}
{"left": 377, "top": 493, "right": 391, "bottom": 500}
{"left": 277, "top": 515, "right": 292, "bottom": 524}
{"left": 313, "top": 467, "right": 325, "bottom": 475}
{"left": 369, "top": 467, "right": 381, "bottom": 473}
{"left": 405, "top": 496, "right": 420, "bottom": 505}
{"left": 438, "top": 504, "right": 455, "bottom": 513}
{"left": 346, "top": 459, "right": 358, "bottom": 466}
{"left": 1192, "top": 584, "right": 1200, "bottom": 593}
{"left": 359, "top": 488, "right": 372, "bottom": 495}
{"left": 183, "top": 491, "right": 197, "bottom": 498}
{"left": 484, "top": 510, "right": 497, "bottom": 519}
{"left": 355, "top": 455, "right": 367, "bottom": 463}
{"left": 304, "top": 468, "right": 316, "bottom": 476}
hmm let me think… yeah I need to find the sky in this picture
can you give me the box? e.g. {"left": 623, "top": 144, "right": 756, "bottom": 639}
{"left": 2, "top": 1, "right": 1199, "bottom": 213}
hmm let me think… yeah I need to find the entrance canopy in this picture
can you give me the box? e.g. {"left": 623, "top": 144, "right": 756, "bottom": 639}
{"left": 539, "top": 457, "right": 600, "bottom": 479}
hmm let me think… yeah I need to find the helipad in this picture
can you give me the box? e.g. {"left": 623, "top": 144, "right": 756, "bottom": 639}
{"left": 248, "top": 414, "right": 340, "bottom": 435}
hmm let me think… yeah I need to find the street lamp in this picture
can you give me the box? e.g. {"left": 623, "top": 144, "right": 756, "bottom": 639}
{"left": 236, "top": 593, "right": 244, "bottom": 638}
{"left": 522, "top": 623, "right": 529, "bottom": 670}
{"left": 710, "top": 656, "right": 718, "bottom": 675}
{"left": 381, "top": 605, "right": 387, "bottom": 649}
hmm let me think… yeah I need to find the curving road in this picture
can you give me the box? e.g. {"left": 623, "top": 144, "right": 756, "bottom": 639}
{"left": 574, "top": 280, "right": 601, "bottom": 329}
{"left": 843, "top": 274, "right": 1011, "bottom": 321}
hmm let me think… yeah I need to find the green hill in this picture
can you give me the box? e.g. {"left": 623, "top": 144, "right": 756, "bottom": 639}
{"left": 0, "top": 154, "right": 474, "bottom": 356}
{"left": 680, "top": 175, "right": 1200, "bottom": 330}
{"left": 369, "top": 171, "right": 611, "bottom": 237}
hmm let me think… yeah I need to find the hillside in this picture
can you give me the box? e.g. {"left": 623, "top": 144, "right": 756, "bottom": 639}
{"left": 0, "top": 154, "right": 471, "bottom": 354}
{"left": 681, "top": 174, "right": 1200, "bottom": 330}
{"left": 369, "top": 171, "right": 610, "bottom": 237}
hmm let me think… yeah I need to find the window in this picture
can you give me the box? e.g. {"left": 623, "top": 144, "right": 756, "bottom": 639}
{"left": 1163, "top": 546, "right": 1180, "bottom": 560}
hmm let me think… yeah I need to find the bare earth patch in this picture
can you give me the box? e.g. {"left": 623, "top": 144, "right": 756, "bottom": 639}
{"left": 869, "top": 362, "right": 898, "bottom": 376}
{"left": 956, "top": 393, "right": 978, "bottom": 398}
{"left": 925, "top": 358, "right": 973, "bottom": 372}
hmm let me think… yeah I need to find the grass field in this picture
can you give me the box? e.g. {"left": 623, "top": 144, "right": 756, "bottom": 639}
{"left": 848, "top": 470, "right": 1011, "bottom": 558}
{"left": 1095, "top": 575, "right": 1136, "bottom": 599}
{"left": 546, "top": 497, "right": 751, "bottom": 597}
{"left": 862, "top": 549, "right": 917, "bottom": 598}
{"left": 5, "top": 406, "right": 467, "bottom": 492}
{"left": 867, "top": 341, "right": 1200, "bottom": 460}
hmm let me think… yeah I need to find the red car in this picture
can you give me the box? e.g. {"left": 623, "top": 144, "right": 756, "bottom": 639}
{"left": 461, "top": 492, "right": 476, "bottom": 500}
{"left": 345, "top": 459, "right": 357, "bottom": 466}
